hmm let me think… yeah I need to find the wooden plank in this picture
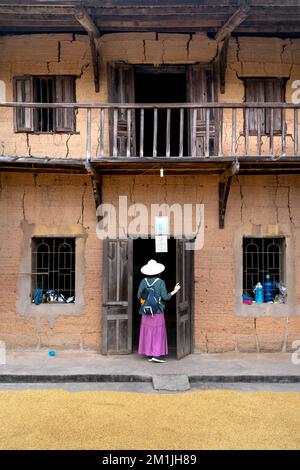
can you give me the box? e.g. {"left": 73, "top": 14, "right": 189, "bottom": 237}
{"left": 282, "top": 108, "right": 286, "bottom": 156}
{"left": 99, "top": 108, "right": 105, "bottom": 157}
{"left": 127, "top": 109, "right": 131, "bottom": 157}
{"left": 269, "top": 108, "right": 274, "bottom": 157}
{"left": 139, "top": 108, "right": 144, "bottom": 158}
{"left": 244, "top": 108, "right": 249, "bottom": 156}
{"left": 257, "top": 108, "right": 262, "bottom": 156}
{"left": 294, "top": 108, "right": 299, "bottom": 157}
{"left": 166, "top": 108, "right": 171, "bottom": 157}
{"left": 218, "top": 107, "right": 223, "bottom": 157}
{"left": 192, "top": 108, "right": 197, "bottom": 157}
{"left": 113, "top": 108, "right": 118, "bottom": 157}
{"left": 232, "top": 108, "right": 236, "bottom": 156}
{"left": 179, "top": 108, "right": 184, "bottom": 158}
{"left": 206, "top": 108, "right": 210, "bottom": 158}
{"left": 153, "top": 108, "right": 158, "bottom": 158}
{"left": 86, "top": 108, "right": 91, "bottom": 161}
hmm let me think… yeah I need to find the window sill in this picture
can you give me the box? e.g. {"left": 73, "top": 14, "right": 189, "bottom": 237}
{"left": 14, "top": 131, "right": 80, "bottom": 135}
{"left": 236, "top": 302, "right": 299, "bottom": 317}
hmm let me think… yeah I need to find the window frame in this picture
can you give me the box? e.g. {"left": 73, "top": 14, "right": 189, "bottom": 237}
{"left": 243, "top": 77, "right": 287, "bottom": 136}
{"left": 242, "top": 236, "right": 286, "bottom": 303}
{"left": 31, "top": 236, "right": 76, "bottom": 304}
{"left": 13, "top": 74, "right": 76, "bottom": 134}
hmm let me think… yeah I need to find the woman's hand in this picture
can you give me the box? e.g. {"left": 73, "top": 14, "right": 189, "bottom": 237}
{"left": 171, "top": 283, "right": 181, "bottom": 296}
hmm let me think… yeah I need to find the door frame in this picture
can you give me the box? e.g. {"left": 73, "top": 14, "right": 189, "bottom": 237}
{"left": 102, "top": 236, "right": 195, "bottom": 358}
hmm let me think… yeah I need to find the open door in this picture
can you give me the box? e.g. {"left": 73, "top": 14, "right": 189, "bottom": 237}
{"left": 102, "top": 239, "right": 133, "bottom": 354}
{"left": 176, "top": 239, "right": 194, "bottom": 359}
{"left": 187, "top": 64, "right": 218, "bottom": 157}
{"left": 108, "top": 62, "right": 136, "bottom": 156}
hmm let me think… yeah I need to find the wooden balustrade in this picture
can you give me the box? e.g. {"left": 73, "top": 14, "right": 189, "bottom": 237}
{"left": 1, "top": 102, "right": 300, "bottom": 160}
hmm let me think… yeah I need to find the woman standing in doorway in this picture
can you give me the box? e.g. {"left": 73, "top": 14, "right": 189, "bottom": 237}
{"left": 137, "top": 259, "right": 181, "bottom": 363}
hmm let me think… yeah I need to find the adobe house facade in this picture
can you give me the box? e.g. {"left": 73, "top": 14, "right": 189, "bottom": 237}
{"left": 0, "top": 1, "right": 300, "bottom": 356}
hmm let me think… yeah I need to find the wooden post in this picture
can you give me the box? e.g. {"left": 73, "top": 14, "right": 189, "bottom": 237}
{"left": 86, "top": 108, "right": 91, "bottom": 160}
{"left": 140, "top": 109, "right": 144, "bottom": 158}
{"left": 232, "top": 108, "right": 237, "bottom": 156}
{"left": 166, "top": 108, "right": 171, "bottom": 157}
{"left": 153, "top": 108, "right": 158, "bottom": 157}
{"left": 179, "top": 108, "right": 184, "bottom": 157}
{"left": 99, "top": 108, "right": 105, "bottom": 157}
{"left": 294, "top": 108, "right": 299, "bottom": 157}
{"left": 206, "top": 108, "right": 210, "bottom": 158}
{"left": 270, "top": 108, "right": 274, "bottom": 157}
{"left": 282, "top": 108, "right": 286, "bottom": 156}
{"left": 192, "top": 108, "right": 197, "bottom": 157}
{"left": 113, "top": 109, "right": 118, "bottom": 157}
{"left": 127, "top": 109, "right": 131, "bottom": 157}
{"left": 244, "top": 108, "right": 249, "bottom": 156}
{"left": 218, "top": 107, "right": 223, "bottom": 157}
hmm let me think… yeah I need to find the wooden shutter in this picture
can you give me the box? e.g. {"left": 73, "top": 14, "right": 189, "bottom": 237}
{"left": 55, "top": 76, "right": 75, "bottom": 132}
{"left": 245, "top": 78, "right": 265, "bottom": 134}
{"left": 187, "top": 64, "right": 217, "bottom": 157}
{"left": 13, "top": 76, "right": 34, "bottom": 132}
{"left": 176, "top": 239, "right": 194, "bottom": 359}
{"left": 102, "top": 239, "right": 133, "bottom": 354}
{"left": 265, "top": 78, "right": 285, "bottom": 134}
{"left": 108, "top": 63, "right": 136, "bottom": 156}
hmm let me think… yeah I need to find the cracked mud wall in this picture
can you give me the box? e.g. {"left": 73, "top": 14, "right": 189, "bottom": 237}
{"left": 0, "top": 172, "right": 102, "bottom": 350}
{"left": 1, "top": 33, "right": 300, "bottom": 158}
{"left": 104, "top": 174, "right": 300, "bottom": 353}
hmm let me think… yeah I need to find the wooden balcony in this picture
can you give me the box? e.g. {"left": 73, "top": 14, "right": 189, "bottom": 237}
{"left": 1, "top": 101, "right": 300, "bottom": 176}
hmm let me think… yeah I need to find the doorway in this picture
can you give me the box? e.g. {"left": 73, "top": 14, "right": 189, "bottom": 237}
{"left": 132, "top": 237, "right": 177, "bottom": 355}
{"left": 134, "top": 66, "right": 188, "bottom": 157}
{"left": 102, "top": 238, "right": 194, "bottom": 359}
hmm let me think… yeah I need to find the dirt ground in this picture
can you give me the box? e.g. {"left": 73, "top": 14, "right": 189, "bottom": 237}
{"left": 0, "top": 389, "right": 299, "bottom": 450}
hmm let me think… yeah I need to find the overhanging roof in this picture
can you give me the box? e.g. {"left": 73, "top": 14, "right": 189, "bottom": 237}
{"left": 0, "top": 1, "right": 300, "bottom": 36}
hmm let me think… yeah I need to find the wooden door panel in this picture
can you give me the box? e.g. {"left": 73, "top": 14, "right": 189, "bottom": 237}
{"left": 176, "top": 239, "right": 193, "bottom": 359}
{"left": 102, "top": 239, "right": 133, "bottom": 354}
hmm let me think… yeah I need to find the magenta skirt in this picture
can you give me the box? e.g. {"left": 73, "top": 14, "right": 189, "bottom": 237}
{"left": 138, "top": 312, "right": 168, "bottom": 357}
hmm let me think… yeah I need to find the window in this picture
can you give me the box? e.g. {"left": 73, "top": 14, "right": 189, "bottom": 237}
{"left": 31, "top": 237, "right": 76, "bottom": 304}
{"left": 243, "top": 237, "right": 286, "bottom": 303}
{"left": 244, "top": 77, "right": 286, "bottom": 135}
{"left": 13, "top": 75, "right": 75, "bottom": 133}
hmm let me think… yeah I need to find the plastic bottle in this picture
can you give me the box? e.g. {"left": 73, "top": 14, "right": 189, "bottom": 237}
{"left": 253, "top": 282, "right": 263, "bottom": 303}
{"left": 263, "top": 275, "right": 274, "bottom": 303}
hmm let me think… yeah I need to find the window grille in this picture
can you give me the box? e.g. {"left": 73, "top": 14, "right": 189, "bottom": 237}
{"left": 31, "top": 237, "right": 75, "bottom": 303}
{"left": 243, "top": 237, "right": 285, "bottom": 295}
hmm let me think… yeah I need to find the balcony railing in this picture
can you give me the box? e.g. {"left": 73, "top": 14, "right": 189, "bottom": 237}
{"left": 1, "top": 102, "right": 300, "bottom": 161}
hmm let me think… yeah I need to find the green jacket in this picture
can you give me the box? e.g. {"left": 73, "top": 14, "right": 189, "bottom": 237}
{"left": 137, "top": 276, "right": 172, "bottom": 314}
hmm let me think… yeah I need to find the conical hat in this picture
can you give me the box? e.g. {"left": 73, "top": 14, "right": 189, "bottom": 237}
{"left": 141, "top": 259, "right": 165, "bottom": 276}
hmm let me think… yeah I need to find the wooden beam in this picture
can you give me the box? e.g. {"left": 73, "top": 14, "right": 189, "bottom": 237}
{"left": 219, "top": 175, "right": 232, "bottom": 229}
{"left": 215, "top": 2, "right": 251, "bottom": 42}
{"left": 89, "top": 33, "right": 100, "bottom": 93}
{"left": 74, "top": 6, "right": 100, "bottom": 38}
{"left": 219, "top": 37, "right": 229, "bottom": 94}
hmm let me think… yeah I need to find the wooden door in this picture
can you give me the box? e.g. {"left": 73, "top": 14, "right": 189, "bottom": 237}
{"left": 108, "top": 62, "right": 136, "bottom": 157}
{"left": 102, "top": 239, "right": 133, "bottom": 354}
{"left": 176, "top": 239, "right": 194, "bottom": 359}
{"left": 187, "top": 64, "right": 218, "bottom": 157}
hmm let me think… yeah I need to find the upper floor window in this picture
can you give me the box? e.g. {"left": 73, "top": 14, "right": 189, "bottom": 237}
{"left": 244, "top": 77, "right": 286, "bottom": 135}
{"left": 13, "top": 75, "right": 76, "bottom": 133}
